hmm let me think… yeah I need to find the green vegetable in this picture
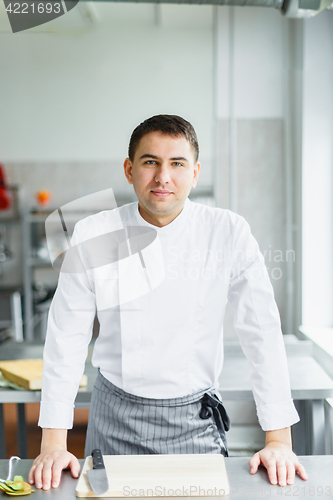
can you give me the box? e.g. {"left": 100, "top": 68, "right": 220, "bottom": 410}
{"left": 0, "top": 477, "right": 34, "bottom": 496}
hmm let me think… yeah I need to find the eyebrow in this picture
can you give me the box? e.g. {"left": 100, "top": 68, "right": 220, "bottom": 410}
{"left": 139, "top": 154, "right": 189, "bottom": 162}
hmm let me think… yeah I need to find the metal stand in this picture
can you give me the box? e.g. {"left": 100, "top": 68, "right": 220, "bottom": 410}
{"left": 17, "top": 404, "right": 27, "bottom": 459}
{"left": 293, "top": 399, "right": 326, "bottom": 455}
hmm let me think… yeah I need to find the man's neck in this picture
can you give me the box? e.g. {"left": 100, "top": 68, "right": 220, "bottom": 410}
{"left": 138, "top": 203, "right": 184, "bottom": 228}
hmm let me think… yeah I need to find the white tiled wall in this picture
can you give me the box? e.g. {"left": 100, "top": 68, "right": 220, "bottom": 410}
{"left": 217, "top": 118, "right": 287, "bottom": 337}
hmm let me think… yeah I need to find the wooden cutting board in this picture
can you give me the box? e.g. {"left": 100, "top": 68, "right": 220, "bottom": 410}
{"left": 0, "top": 358, "right": 87, "bottom": 390}
{"left": 76, "top": 454, "right": 229, "bottom": 498}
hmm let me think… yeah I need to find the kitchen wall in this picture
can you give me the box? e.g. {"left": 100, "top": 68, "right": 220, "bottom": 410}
{"left": 1, "top": 4, "right": 214, "bottom": 171}
{"left": 0, "top": 3, "right": 214, "bottom": 286}
{"left": 215, "top": 7, "right": 290, "bottom": 338}
{"left": 302, "top": 12, "right": 333, "bottom": 328}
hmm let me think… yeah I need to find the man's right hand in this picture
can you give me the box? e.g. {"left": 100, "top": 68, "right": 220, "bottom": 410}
{"left": 28, "top": 429, "right": 80, "bottom": 490}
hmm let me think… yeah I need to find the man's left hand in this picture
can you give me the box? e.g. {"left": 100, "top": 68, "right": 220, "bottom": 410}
{"left": 249, "top": 440, "right": 308, "bottom": 486}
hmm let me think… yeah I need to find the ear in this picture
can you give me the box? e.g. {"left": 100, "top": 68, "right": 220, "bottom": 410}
{"left": 124, "top": 158, "right": 133, "bottom": 185}
{"left": 192, "top": 162, "right": 201, "bottom": 188}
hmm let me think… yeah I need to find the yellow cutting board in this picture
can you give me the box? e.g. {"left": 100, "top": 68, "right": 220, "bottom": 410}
{"left": 76, "top": 454, "right": 229, "bottom": 498}
{"left": 0, "top": 358, "right": 87, "bottom": 390}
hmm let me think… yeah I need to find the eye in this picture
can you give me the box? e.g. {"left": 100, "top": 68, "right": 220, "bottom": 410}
{"left": 172, "top": 162, "right": 183, "bottom": 167}
{"left": 145, "top": 160, "right": 156, "bottom": 165}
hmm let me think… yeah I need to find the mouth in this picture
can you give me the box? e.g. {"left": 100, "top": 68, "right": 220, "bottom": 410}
{"left": 151, "top": 190, "right": 173, "bottom": 198}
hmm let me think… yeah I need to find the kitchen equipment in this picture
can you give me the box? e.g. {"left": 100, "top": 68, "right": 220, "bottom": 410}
{"left": 6, "top": 456, "right": 20, "bottom": 482}
{"left": 0, "top": 225, "right": 12, "bottom": 263}
{"left": 76, "top": 453, "right": 229, "bottom": 498}
{"left": 86, "top": 449, "right": 109, "bottom": 496}
{"left": 0, "top": 456, "right": 20, "bottom": 483}
{"left": 0, "top": 359, "right": 87, "bottom": 390}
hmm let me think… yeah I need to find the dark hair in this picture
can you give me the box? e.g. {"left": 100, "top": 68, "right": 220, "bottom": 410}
{"left": 128, "top": 114, "right": 199, "bottom": 162}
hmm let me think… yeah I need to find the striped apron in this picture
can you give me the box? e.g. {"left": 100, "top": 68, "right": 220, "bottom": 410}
{"left": 84, "top": 371, "right": 230, "bottom": 457}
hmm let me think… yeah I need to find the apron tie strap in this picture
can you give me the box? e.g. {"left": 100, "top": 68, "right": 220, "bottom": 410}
{"left": 199, "top": 392, "right": 230, "bottom": 455}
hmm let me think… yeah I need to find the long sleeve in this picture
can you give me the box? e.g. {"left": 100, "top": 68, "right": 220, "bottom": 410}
{"left": 227, "top": 217, "right": 299, "bottom": 431}
{"left": 38, "top": 224, "right": 96, "bottom": 429}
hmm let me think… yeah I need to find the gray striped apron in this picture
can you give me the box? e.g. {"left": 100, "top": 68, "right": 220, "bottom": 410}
{"left": 84, "top": 371, "right": 230, "bottom": 457}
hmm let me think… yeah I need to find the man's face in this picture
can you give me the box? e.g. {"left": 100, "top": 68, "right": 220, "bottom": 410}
{"left": 124, "top": 131, "right": 200, "bottom": 227}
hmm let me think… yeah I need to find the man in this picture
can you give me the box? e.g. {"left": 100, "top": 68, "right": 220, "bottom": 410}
{"left": 29, "top": 115, "right": 307, "bottom": 490}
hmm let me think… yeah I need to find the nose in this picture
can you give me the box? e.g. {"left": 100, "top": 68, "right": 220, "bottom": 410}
{"left": 155, "top": 164, "right": 171, "bottom": 185}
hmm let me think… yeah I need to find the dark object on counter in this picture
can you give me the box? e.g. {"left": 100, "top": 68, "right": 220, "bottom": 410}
{"left": 86, "top": 449, "right": 109, "bottom": 496}
{"left": 0, "top": 165, "right": 11, "bottom": 211}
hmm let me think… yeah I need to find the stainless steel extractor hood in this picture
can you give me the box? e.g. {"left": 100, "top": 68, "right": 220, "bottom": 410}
{"left": 81, "top": 0, "right": 333, "bottom": 19}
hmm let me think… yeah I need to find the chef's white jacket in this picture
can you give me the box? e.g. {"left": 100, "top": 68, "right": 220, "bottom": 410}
{"left": 38, "top": 198, "right": 299, "bottom": 431}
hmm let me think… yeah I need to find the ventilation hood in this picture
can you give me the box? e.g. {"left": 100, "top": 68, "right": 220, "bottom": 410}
{"left": 83, "top": 0, "right": 333, "bottom": 19}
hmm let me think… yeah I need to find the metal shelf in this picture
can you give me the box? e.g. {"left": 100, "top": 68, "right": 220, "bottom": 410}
{"left": 27, "top": 258, "right": 52, "bottom": 268}
{"left": 22, "top": 209, "right": 53, "bottom": 342}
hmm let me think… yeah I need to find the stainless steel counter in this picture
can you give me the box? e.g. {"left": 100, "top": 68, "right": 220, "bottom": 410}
{"left": 0, "top": 457, "right": 332, "bottom": 499}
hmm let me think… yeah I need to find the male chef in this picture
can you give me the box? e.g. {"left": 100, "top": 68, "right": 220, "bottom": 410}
{"left": 29, "top": 114, "right": 307, "bottom": 490}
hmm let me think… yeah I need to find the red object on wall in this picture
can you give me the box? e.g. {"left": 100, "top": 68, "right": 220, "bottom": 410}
{"left": 0, "top": 164, "right": 12, "bottom": 210}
